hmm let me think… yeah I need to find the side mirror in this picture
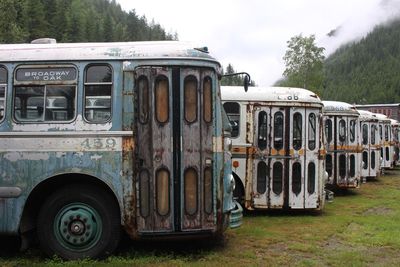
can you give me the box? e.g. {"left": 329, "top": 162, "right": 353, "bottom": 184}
{"left": 244, "top": 75, "right": 250, "bottom": 92}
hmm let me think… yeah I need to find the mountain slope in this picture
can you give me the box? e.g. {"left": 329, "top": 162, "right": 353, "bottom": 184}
{"left": 322, "top": 18, "right": 400, "bottom": 104}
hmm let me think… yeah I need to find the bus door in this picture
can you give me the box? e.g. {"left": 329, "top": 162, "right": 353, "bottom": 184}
{"left": 268, "top": 107, "right": 286, "bottom": 208}
{"left": 252, "top": 106, "right": 271, "bottom": 208}
{"left": 288, "top": 107, "right": 306, "bottom": 209}
{"left": 134, "top": 67, "right": 215, "bottom": 234}
{"left": 304, "top": 109, "right": 320, "bottom": 208}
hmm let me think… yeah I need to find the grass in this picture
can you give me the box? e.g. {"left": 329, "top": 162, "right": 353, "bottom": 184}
{"left": 2, "top": 169, "right": 400, "bottom": 266}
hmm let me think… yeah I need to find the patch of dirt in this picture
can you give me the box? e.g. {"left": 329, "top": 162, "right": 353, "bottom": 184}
{"left": 363, "top": 206, "right": 394, "bottom": 216}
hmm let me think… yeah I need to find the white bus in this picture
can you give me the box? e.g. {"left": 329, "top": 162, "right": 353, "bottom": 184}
{"left": 358, "top": 110, "right": 380, "bottom": 179}
{"left": 322, "top": 101, "right": 361, "bottom": 188}
{"left": 375, "top": 113, "right": 393, "bottom": 170}
{"left": 221, "top": 86, "right": 326, "bottom": 210}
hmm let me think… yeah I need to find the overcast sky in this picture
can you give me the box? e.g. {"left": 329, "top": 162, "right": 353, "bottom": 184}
{"left": 116, "top": 0, "right": 399, "bottom": 86}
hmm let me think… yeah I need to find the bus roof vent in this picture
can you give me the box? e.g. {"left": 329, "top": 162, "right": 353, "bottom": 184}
{"left": 31, "top": 38, "right": 57, "bottom": 44}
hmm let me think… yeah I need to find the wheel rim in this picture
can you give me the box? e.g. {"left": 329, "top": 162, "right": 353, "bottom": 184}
{"left": 54, "top": 203, "right": 102, "bottom": 251}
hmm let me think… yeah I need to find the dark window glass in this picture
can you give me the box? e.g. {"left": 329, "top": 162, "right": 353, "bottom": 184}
{"left": 371, "top": 151, "right": 376, "bottom": 169}
{"left": 381, "top": 147, "right": 384, "bottom": 159}
{"left": 325, "top": 119, "right": 333, "bottom": 144}
{"left": 184, "top": 75, "right": 198, "bottom": 123}
{"left": 308, "top": 162, "right": 315, "bottom": 194}
{"left": 362, "top": 151, "right": 368, "bottom": 170}
{"left": 292, "top": 162, "right": 302, "bottom": 195}
{"left": 385, "top": 125, "right": 389, "bottom": 141}
{"left": 339, "top": 119, "right": 346, "bottom": 142}
{"left": 371, "top": 125, "right": 376, "bottom": 145}
{"left": 293, "top": 112, "right": 302, "bottom": 150}
{"left": 308, "top": 113, "right": 316, "bottom": 150}
{"left": 257, "top": 161, "right": 267, "bottom": 194}
{"left": 386, "top": 147, "right": 390, "bottom": 161}
{"left": 350, "top": 120, "right": 356, "bottom": 142}
{"left": 326, "top": 154, "right": 333, "bottom": 177}
{"left": 86, "top": 65, "right": 112, "bottom": 82}
{"left": 350, "top": 155, "right": 355, "bottom": 177}
{"left": 274, "top": 112, "right": 284, "bottom": 150}
{"left": 154, "top": 76, "right": 169, "bottom": 123}
{"left": 362, "top": 124, "right": 368, "bottom": 145}
{"left": 14, "top": 85, "right": 75, "bottom": 122}
{"left": 339, "top": 154, "right": 346, "bottom": 178}
{"left": 379, "top": 125, "right": 383, "bottom": 140}
{"left": 272, "top": 162, "right": 283, "bottom": 195}
{"left": 203, "top": 77, "right": 212, "bottom": 123}
{"left": 223, "top": 102, "right": 240, "bottom": 138}
{"left": 258, "top": 111, "right": 268, "bottom": 150}
{"left": 84, "top": 65, "right": 112, "bottom": 122}
{"left": 138, "top": 76, "right": 149, "bottom": 124}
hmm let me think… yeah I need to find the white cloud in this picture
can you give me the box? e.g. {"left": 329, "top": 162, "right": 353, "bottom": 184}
{"left": 116, "top": 0, "right": 397, "bottom": 86}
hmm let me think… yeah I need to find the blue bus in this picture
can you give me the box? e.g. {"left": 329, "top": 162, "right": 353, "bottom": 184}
{"left": 0, "top": 39, "right": 242, "bottom": 259}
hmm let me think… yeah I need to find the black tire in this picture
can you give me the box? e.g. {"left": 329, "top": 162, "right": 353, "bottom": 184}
{"left": 37, "top": 184, "right": 121, "bottom": 260}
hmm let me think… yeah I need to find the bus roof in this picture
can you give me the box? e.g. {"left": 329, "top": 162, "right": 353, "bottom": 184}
{"left": 373, "top": 113, "right": 391, "bottom": 123}
{"left": 0, "top": 41, "right": 219, "bottom": 64}
{"left": 358, "top": 110, "right": 379, "bottom": 122}
{"left": 322, "top": 101, "right": 359, "bottom": 116}
{"left": 221, "top": 86, "right": 322, "bottom": 106}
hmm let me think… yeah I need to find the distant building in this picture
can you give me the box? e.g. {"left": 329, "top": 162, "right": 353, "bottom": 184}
{"left": 355, "top": 103, "right": 400, "bottom": 121}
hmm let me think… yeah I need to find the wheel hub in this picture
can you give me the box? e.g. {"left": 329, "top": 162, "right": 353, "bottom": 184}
{"left": 54, "top": 203, "right": 102, "bottom": 250}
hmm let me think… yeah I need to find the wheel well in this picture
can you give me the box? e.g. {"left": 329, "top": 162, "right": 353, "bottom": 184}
{"left": 20, "top": 173, "right": 121, "bottom": 234}
{"left": 232, "top": 172, "right": 244, "bottom": 199}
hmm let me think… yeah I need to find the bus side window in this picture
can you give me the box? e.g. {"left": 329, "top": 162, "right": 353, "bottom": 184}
{"left": 258, "top": 111, "right": 268, "bottom": 150}
{"left": 371, "top": 125, "right": 376, "bottom": 145}
{"left": 84, "top": 65, "right": 112, "bottom": 123}
{"left": 0, "top": 66, "right": 7, "bottom": 121}
{"left": 223, "top": 102, "right": 240, "bottom": 138}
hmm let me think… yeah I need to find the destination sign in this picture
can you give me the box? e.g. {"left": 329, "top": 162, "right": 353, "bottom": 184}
{"left": 16, "top": 67, "right": 77, "bottom": 82}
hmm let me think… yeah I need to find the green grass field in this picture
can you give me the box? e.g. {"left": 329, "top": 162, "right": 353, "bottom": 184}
{"left": 2, "top": 169, "right": 400, "bottom": 266}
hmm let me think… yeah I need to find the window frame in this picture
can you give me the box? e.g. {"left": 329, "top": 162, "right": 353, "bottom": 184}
{"left": 308, "top": 113, "right": 316, "bottom": 150}
{"left": 83, "top": 63, "right": 113, "bottom": 124}
{"left": 223, "top": 101, "right": 240, "bottom": 138}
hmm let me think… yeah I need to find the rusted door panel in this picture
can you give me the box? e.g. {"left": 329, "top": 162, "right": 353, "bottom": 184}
{"left": 304, "top": 108, "right": 319, "bottom": 209}
{"left": 252, "top": 106, "right": 270, "bottom": 208}
{"left": 288, "top": 107, "right": 306, "bottom": 209}
{"left": 268, "top": 107, "right": 286, "bottom": 208}
{"left": 135, "top": 67, "right": 173, "bottom": 233}
{"left": 180, "top": 69, "right": 214, "bottom": 231}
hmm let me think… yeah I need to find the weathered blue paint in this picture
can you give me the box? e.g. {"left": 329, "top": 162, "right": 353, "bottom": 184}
{"left": 0, "top": 41, "right": 242, "bottom": 245}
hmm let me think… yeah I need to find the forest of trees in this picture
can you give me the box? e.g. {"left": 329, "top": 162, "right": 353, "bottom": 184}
{"left": 322, "top": 18, "right": 400, "bottom": 104}
{"left": 0, "top": 0, "right": 176, "bottom": 43}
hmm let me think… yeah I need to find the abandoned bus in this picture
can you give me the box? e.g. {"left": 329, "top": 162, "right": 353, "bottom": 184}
{"left": 322, "top": 101, "right": 361, "bottom": 188}
{"left": 358, "top": 110, "right": 380, "bottom": 179}
{"left": 0, "top": 40, "right": 242, "bottom": 259}
{"left": 221, "top": 86, "right": 326, "bottom": 210}
{"left": 375, "top": 113, "right": 393, "bottom": 170}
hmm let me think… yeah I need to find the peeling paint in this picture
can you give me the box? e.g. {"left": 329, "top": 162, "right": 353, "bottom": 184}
{"left": 90, "top": 154, "right": 102, "bottom": 160}
{"left": 4, "top": 152, "right": 50, "bottom": 162}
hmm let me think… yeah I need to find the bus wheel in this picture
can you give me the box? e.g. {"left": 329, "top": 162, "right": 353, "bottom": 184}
{"left": 37, "top": 184, "right": 121, "bottom": 260}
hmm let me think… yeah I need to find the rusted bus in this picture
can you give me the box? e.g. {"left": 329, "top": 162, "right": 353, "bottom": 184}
{"left": 358, "top": 110, "right": 381, "bottom": 179}
{"left": 0, "top": 41, "right": 241, "bottom": 260}
{"left": 222, "top": 86, "right": 326, "bottom": 211}
{"left": 390, "top": 119, "right": 400, "bottom": 166}
{"left": 322, "top": 101, "right": 361, "bottom": 188}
